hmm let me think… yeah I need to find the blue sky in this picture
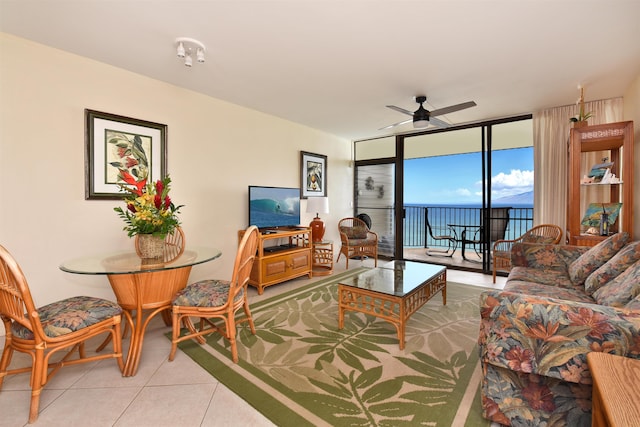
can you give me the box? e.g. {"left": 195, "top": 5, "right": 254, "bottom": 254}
{"left": 404, "top": 147, "right": 534, "bottom": 205}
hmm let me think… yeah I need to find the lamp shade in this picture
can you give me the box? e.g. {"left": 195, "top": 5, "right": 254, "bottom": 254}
{"left": 306, "top": 197, "right": 329, "bottom": 215}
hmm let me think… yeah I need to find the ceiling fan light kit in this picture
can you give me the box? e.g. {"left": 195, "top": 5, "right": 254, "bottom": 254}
{"left": 383, "top": 95, "right": 477, "bottom": 131}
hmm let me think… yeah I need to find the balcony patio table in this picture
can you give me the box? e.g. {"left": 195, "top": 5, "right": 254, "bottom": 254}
{"left": 447, "top": 224, "right": 481, "bottom": 261}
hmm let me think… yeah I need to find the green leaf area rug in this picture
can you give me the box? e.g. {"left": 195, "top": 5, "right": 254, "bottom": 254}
{"left": 173, "top": 268, "right": 491, "bottom": 427}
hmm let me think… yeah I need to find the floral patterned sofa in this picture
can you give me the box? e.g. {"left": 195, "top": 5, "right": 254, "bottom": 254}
{"left": 478, "top": 232, "right": 640, "bottom": 426}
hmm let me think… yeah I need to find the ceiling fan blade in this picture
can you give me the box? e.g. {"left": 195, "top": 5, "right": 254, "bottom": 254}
{"left": 386, "top": 105, "right": 414, "bottom": 116}
{"left": 379, "top": 118, "right": 411, "bottom": 130}
{"left": 429, "top": 101, "right": 477, "bottom": 117}
{"left": 429, "top": 117, "right": 450, "bottom": 128}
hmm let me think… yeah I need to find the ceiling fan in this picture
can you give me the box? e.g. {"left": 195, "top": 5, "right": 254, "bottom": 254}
{"left": 380, "top": 95, "right": 477, "bottom": 130}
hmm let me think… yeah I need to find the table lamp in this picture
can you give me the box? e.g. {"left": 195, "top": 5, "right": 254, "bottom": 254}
{"left": 306, "top": 197, "right": 329, "bottom": 242}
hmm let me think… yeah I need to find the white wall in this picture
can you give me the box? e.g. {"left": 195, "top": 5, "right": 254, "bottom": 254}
{"left": 0, "top": 33, "right": 352, "bottom": 315}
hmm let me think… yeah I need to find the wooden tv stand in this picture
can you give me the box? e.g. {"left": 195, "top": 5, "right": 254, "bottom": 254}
{"left": 239, "top": 227, "right": 312, "bottom": 294}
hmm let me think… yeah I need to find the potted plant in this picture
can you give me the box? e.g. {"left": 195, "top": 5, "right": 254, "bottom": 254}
{"left": 114, "top": 171, "right": 183, "bottom": 258}
{"left": 570, "top": 87, "right": 593, "bottom": 128}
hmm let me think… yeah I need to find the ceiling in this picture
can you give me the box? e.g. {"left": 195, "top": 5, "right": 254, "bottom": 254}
{"left": 2, "top": 0, "right": 639, "bottom": 141}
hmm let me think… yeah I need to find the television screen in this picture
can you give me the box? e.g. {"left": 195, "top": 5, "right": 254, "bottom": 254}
{"left": 248, "top": 186, "right": 301, "bottom": 229}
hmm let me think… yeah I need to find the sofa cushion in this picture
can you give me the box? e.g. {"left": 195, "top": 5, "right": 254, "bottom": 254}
{"left": 625, "top": 293, "right": 640, "bottom": 311}
{"left": 592, "top": 259, "right": 640, "bottom": 307}
{"left": 508, "top": 266, "right": 577, "bottom": 290}
{"left": 584, "top": 241, "right": 640, "bottom": 295}
{"left": 504, "top": 280, "right": 596, "bottom": 304}
{"left": 568, "top": 232, "right": 629, "bottom": 285}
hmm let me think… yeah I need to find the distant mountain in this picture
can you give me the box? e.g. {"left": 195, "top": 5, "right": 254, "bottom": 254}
{"left": 494, "top": 191, "right": 533, "bottom": 205}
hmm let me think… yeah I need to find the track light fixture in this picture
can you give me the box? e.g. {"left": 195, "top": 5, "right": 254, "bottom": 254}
{"left": 174, "top": 37, "right": 206, "bottom": 67}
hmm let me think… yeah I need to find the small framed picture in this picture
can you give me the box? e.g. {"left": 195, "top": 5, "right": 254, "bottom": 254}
{"left": 300, "top": 151, "right": 327, "bottom": 199}
{"left": 85, "top": 109, "right": 167, "bottom": 200}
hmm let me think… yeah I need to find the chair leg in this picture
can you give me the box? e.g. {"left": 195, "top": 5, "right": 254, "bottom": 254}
{"left": 0, "top": 343, "right": 14, "bottom": 389}
{"left": 168, "top": 311, "right": 180, "bottom": 361}
{"left": 227, "top": 316, "right": 239, "bottom": 363}
{"left": 28, "top": 347, "right": 45, "bottom": 423}
{"left": 243, "top": 299, "right": 256, "bottom": 335}
{"left": 492, "top": 265, "right": 497, "bottom": 283}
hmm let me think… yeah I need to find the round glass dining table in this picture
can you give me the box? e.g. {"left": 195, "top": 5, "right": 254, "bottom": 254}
{"left": 60, "top": 246, "right": 222, "bottom": 376}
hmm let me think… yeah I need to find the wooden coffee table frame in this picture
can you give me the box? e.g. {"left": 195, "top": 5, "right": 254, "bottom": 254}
{"left": 338, "top": 267, "right": 446, "bottom": 349}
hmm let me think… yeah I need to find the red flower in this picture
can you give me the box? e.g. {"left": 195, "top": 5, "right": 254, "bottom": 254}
{"left": 164, "top": 195, "right": 171, "bottom": 208}
{"left": 155, "top": 179, "right": 164, "bottom": 195}
{"left": 505, "top": 346, "right": 534, "bottom": 372}
{"left": 127, "top": 202, "right": 136, "bottom": 213}
{"left": 522, "top": 382, "right": 555, "bottom": 412}
{"left": 567, "top": 307, "right": 615, "bottom": 340}
{"left": 125, "top": 157, "right": 139, "bottom": 168}
{"left": 154, "top": 194, "right": 162, "bottom": 209}
{"left": 119, "top": 169, "right": 146, "bottom": 196}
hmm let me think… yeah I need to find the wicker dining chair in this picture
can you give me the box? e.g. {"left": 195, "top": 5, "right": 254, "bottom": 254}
{"left": 0, "top": 244, "right": 124, "bottom": 424}
{"left": 337, "top": 217, "right": 378, "bottom": 269}
{"left": 492, "top": 224, "right": 562, "bottom": 283}
{"left": 169, "top": 225, "right": 259, "bottom": 363}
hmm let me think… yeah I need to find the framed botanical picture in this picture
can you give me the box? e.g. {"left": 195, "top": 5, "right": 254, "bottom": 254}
{"left": 85, "top": 109, "right": 167, "bottom": 200}
{"left": 300, "top": 151, "right": 327, "bottom": 198}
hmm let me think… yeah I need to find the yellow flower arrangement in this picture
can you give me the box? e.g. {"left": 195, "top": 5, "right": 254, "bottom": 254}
{"left": 114, "top": 171, "right": 183, "bottom": 237}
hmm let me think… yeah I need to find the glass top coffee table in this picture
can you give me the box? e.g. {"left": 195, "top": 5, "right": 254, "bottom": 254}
{"left": 338, "top": 260, "right": 446, "bottom": 349}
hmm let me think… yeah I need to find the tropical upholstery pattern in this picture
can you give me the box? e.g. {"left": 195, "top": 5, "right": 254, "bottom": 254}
{"left": 339, "top": 225, "right": 369, "bottom": 240}
{"left": 479, "top": 237, "right": 640, "bottom": 426}
{"left": 567, "top": 232, "right": 629, "bottom": 285}
{"left": 592, "top": 259, "right": 640, "bottom": 307}
{"left": 173, "top": 279, "right": 244, "bottom": 307}
{"left": 584, "top": 241, "right": 640, "bottom": 295}
{"left": 11, "top": 295, "right": 122, "bottom": 340}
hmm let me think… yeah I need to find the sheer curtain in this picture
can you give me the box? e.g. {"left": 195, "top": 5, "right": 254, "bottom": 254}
{"left": 532, "top": 97, "right": 623, "bottom": 239}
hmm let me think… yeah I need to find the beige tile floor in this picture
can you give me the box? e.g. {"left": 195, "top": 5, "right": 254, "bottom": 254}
{"left": 0, "top": 258, "right": 506, "bottom": 427}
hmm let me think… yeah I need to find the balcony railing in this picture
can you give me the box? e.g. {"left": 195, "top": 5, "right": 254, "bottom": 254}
{"left": 357, "top": 205, "right": 534, "bottom": 257}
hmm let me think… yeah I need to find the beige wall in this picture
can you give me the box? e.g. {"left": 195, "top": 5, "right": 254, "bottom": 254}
{"left": 0, "top": 33, "right": 351, "bottom": 311}
{"left": 623, "top": 74, "right": 640, "bottom": 239}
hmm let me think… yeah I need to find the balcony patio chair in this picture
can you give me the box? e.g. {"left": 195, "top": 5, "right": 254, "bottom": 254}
{"left": 169, "top": 225, "right": 259, "bottom": 363}
{"left": 0, "top": 244, "right": 124, "bottom": 424}
{"left": 337, "top": 217, "right": 378, "bottom": 269}
{"left": 463, "top": 207, "right": 511, "bottom": 261}
{"left": 492, "top": 224, "right": 562, "bottom": 283}
{"left": 425, "top": 208, "right": 457, "bottom": 257}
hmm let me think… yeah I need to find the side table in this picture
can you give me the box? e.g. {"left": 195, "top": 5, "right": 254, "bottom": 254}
{"left": 312, "top": 240, "right": 333, "bottom": 276}
{"left": 587, "top": 352, "right": 640, "bottom": 427}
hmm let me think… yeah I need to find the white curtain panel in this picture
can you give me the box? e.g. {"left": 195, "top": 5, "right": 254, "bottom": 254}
{"left": 532, "top": 97, "right": 623, "bottom": 240}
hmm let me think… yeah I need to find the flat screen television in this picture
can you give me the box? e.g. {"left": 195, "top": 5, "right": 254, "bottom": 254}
{"left": 248, "top": 186, "right": 301, "bottom": 229}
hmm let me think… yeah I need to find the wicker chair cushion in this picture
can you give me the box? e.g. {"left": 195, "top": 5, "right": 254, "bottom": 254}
{"left": 523, "top": 234, "right": 556, "bottom": 244}
{"left": 592, "top": 259, "right": 640, "bottom": 307}
{"left": 568, "top": 232, "right": 629, "bottom": 285}
{"left": 344, "top": 237, "right": 377, "bottom": 246}
{"left": 340, "top": 226, "right": 369, "bottom": 240}
{"left": 11, "top": 296, "right": 122, "bottom": 340}
{"left": 173, "top": 279, "right": 243, "bottom": 307}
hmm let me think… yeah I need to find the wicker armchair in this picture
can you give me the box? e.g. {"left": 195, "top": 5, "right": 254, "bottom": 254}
{"left": 337, "top": 217, "right": 378, "bottom": 269}
{"left": 0, "top": 244, "right": 124, "bottom": 423}
{"left": 492, "top": 224, "right": 562, "bottom": 282}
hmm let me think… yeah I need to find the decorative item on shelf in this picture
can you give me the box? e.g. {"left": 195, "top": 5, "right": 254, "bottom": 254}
{"left": 581, "top": 202, "right": 622, "bottom": 229}
{"left": 114, "top": 171, "right": 183, "bottom": 258}
{"left": 599, "top": 204, "right": 609, "bottom": 236}
{"left": 570, "top": 86, "right": 593, "bottom": 127}
{"left": 306, "top": 196, "right": 329, "bottom": 242}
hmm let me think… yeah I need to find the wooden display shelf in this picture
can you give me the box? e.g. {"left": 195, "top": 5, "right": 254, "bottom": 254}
{"left": 567, "top": 121, "right": 634, "bottom": 245}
